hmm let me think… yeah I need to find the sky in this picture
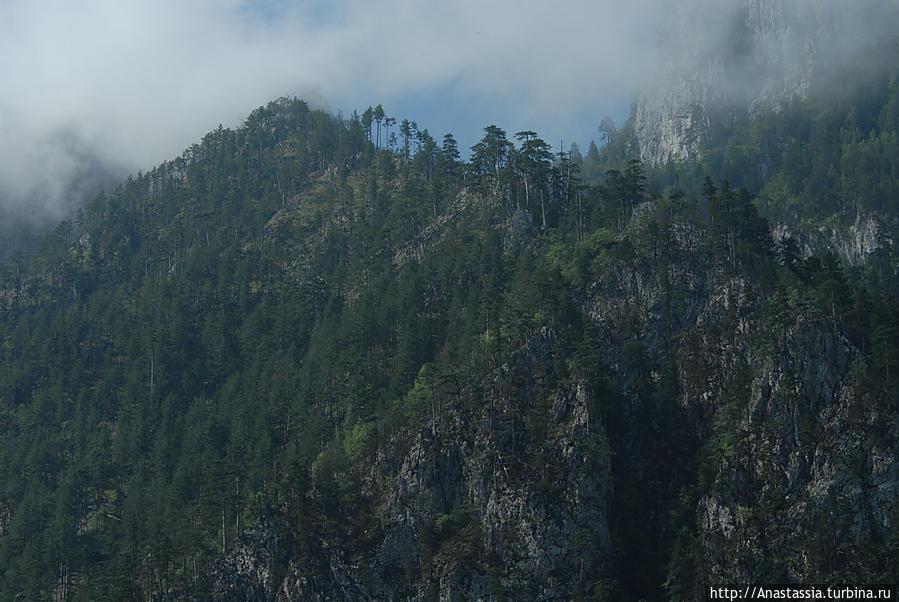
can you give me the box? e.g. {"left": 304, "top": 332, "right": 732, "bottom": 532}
{"left": 3, "top": 0, "right": 894, "bottom": 226}
{"left": 0, "top": 0, "right": 664, "bottom": 223}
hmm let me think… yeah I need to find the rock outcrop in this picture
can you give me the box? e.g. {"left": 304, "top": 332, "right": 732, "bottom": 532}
{"left": 772, "top": 212, "right": 894, "bottom": 267}
{"left": 206, "top": 331, "right": 614, "bottom": 601}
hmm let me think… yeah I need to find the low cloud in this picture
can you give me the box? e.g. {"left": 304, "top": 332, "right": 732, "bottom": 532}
{"left": 0, "top": 0, "right": 666, "bottom": 224}
{"left": 650, "top": 0, "right": 899, "bottom": 109}
{"left": 2, "top": 0, "right": 894, "bottom": 227}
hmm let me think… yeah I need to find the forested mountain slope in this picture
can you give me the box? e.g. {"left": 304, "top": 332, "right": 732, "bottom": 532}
{"left": 0, "top": 98, "right": 896, "bottom": 599}
{"left": 585, "top": 52, "right": 899, "bottom": 285}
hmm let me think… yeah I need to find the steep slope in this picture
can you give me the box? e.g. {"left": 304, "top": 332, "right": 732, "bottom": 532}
{"left": 592, "top": 0, "right": 899, "bottom": 275}
{"left": 211, "top": 331, "right": 614, "bottom": 600}
{"left": 203, "top": 190, "right": 897, "bottom": 599}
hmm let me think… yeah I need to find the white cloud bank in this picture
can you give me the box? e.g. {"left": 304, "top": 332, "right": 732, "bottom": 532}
{"left": 2, "top": 0, "right": 894, "bottom": 223}
{"left": 0, "top": 0, "right": 665, "bottom": 221}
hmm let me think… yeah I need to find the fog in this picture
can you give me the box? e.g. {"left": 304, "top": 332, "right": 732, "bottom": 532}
{"left": 0, "top": 0, "right": 896, "bottom": 228}
{"left": 650, "top": 0, "right": 899, "bottom": 108}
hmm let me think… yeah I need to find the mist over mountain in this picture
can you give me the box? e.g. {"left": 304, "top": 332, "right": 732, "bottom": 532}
{"left": 0, "top": 127, "right": 127, "bottom": 256}
{"left": 635, "top": 0, "right": 899, "bottom": 165}
{"left": 0, "top": 0, "right": 661, "bottom": 234}
{"left": 0, "top": 127, "right": 126, "bottom": 218}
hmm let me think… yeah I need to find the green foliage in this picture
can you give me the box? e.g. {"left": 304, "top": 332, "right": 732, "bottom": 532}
{"left": 681, "top": 67, "right": 899, "bottom": 232}
{"left": 546, "top": 228, "right": 617, "bottom": 287}
{"left": 0, "top": 82, "right": 896, "bottom": 600}
{"left": 418, "top": 505, "right": 483, "bottom": 571}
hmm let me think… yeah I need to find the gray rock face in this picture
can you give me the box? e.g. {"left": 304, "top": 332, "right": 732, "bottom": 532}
{"left": 584, "top": 212, "right": 898, "bottom": 584}
{"left": 208, "top": 516, "right": 295, "bottom": 601}
{"left": 692, "top": 307, "right": 898, "bottom": 583}
{"left": 772, "top": 213, "right": 893, "bottom": 266}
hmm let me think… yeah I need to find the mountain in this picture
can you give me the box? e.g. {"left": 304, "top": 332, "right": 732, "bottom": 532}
{"left": 0, "top": 93, "right": 896, "bottom": 600}
{"left": 578, "top": 0, "right": 897, "bottom": 283}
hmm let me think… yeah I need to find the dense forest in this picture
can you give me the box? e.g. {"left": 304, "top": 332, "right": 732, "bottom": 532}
{"left": 0, "top": 72, "right": 896, "bottom": 599}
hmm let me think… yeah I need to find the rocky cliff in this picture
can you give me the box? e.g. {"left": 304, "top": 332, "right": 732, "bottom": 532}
{"left": 197, "top": 203, "right": 897, "bottom": 599}
{"left": 206, "top": 331, "right": 615, "bottom": 601}
{"left": 771, "top": 213, "right": 894, "bottom": 267}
